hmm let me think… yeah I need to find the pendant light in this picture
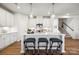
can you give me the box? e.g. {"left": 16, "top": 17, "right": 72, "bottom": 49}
{"left": 30, "top": 3, "right": 33, "bottom": 18}
{"left": 51, "top": 3, "right": 56, "bottom": 18}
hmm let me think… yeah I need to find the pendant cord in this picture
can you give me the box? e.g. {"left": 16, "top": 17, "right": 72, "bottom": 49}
{"left": 52, "top": 3, "right": 55, "bottom": 14}
{"left": 30, "top": 3, "right": 32, "bottom": 14}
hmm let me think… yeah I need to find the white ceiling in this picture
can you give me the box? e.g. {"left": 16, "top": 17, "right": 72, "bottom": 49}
{"left": 1, "top": 3, "right": 79, "bottom": 16}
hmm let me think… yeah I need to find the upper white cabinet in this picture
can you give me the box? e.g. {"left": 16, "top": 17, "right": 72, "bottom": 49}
{"left": 6, "top": 11, "right": 14, "bottom": 26}
{"left": 10, "top": 14, "right": 14, "bottom": 26}
{"left": 6, "top": 11, "right": 11, "bottom": 26}
{"left": 0, "top": 36, "right": 5, "bottom": 49}
{"left": 0, "top": 8, "right": 14, "bottom": 27}
{"left": 0, "top": 8, "right": 6, "bottom": 26}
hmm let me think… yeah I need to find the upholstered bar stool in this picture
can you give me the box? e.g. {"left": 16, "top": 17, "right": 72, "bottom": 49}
{"left": 38, "top": 38, "right": 48, "bottom": 55}
{"left": 24, "top": 38, "right": 36, "bottom": 55}
{"left": 49, "top": 38, "right": 63, "bottom": 55}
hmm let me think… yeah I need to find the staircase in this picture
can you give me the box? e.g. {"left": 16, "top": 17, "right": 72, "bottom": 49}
{"left": 59, "top": 27, "right": 72, "bottom": 39}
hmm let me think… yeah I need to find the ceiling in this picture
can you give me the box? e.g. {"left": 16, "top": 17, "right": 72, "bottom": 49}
{"left": 1, "top": 3, "right": 79, "bottom": 16}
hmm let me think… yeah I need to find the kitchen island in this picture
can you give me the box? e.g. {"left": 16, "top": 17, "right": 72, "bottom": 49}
{"left": 20, "top": 29, "right": 65, "bottom": 53}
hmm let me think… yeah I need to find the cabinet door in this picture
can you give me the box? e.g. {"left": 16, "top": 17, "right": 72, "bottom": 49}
{"left": 10, "top": 33, "right": 17, "bottom": 43}
{"left": 2, "top": 34, "right": 11, "bottom": 48}
{"left": 14, "top": 33, "right": 17, "bottom": 42}
{"left": 10, "top": 14, "right": 14, "bottom": 26}
{"left": 0, "top": 8, "right": 1, "bottom": 25}
{"left": 1, "top": 35, "right": 6, "bottom": 49}
{"left": 6, "top": 12, "right": 11, "bottom": 27}
{"left": 6, "top": 12, "right": 14, "bottom": 27}
{"left": 2, "top": 35, "right": 8, "bottom": 47}
{"left": 0, "top": 8, "right": 6, "bottom": 26}
{"left": 0, "top": 33, "right": 17, "bottom": 50}
{"left": 0, "top": 8, "right": 14, "bottom": 27}
{"left": 5, "top": 34, "right": 11, "bottom": 46}
{"left": 0, "top": 36, "right": 5, "bottom": 49}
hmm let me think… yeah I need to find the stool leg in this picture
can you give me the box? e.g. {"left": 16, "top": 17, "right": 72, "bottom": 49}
{"left": 24, "top": 45, "right": 26, "bottom": 55}
{"left": 38, "top": 42, "right": 39, "bottom": 55}
{"left": 25, "top": 43, "right": 28, "bottom": 55}
{"left": 51, "top": 42, "right": 54, "bottom": 55}
{"left": 49, "top": 41, "right": 51, "bottom": 54}
{"left": 60, "top": 43, "right": 63, "bottom": 55}
{"left": 56, "top": 42, "right": 59, "bottom": 54}
{"left": 51, "top": 43, "right": 53, "bottom": 54}
{"left": 33, "top": 43, "right": 35, "bottom": 55}
{"left": 34, "top": 46, "right": 36, "bottom": 54}
{"left": 46, "top": 43, "right": 48, "bottom": 55}
{"left": 33, "top": 47, "right": 35, "bottom": 55}
{"left": 57, "top": 42, "right": 62, "bottom": 55}
{"left": 27, "top": 47, "right": 29, "bottom": 54}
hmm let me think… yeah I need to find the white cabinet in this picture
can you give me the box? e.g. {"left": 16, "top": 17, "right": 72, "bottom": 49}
{"left": 10, "top": 14, "right": 14, "bottom": 26}
{"left": 4, "top": 35, "right": 10, "bottom": 46}
{"left": 0, "top": 33, "right": 17, "bottom": 50}
{"left": 0, "top": 36, "right": 5, "bottom": 50}
{"left": 6, "top": 12, "right": 11, "bottom": 26}
{"left": 9, "top": 33, "right": 17, "bottom": 44}
{"left": 6, "top": 12, "right": 14, "bottom": 26}
{"left": 0, "top": 8, "right": 14, "bottom": 27}
{"left": 0, "top": 8, "right": 6, "bottom": 26}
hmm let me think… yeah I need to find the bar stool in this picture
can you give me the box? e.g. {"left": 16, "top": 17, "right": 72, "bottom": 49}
{"left": 38, "top": 38, "right": 48, "bottom": 55}
{"left": 24, "top": 38, "right": 36, "bottom": 55}
{"left": 49, "top": 38, "right": 63, "bottom": 55}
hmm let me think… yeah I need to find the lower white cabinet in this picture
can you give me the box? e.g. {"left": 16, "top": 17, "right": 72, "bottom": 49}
{"left": 0, "top": 33, "right": 17, "bottom": 50}
{"left": 9, "top": 33, "right": 17, "bottom": 44}
{"left": 0, "top": 36, "right": 5, "bottom": 50}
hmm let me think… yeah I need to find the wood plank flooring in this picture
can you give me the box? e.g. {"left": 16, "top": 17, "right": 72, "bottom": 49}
{"left": 65, "top": 38, "right": 79, "bottom": 55}
{"left": 0, "top": 41, "right": 21, "bottom": 55}
{"left": 0, "top": 38, "right": 79, "bottom": 55}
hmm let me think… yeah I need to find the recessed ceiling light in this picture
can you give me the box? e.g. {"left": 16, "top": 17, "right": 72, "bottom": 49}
{"left": 48, "top": 12, "right": 50, "bottom": 15}
{"left": 30, "top": 14, "right": 33, "bottom": 18}
{"left": 51, "top": 14, "right": 56, "bottom": 18}
{"left": 17, "top": 6, "right": 20, "bottom": 9}
{"left": 66, "top": 13, "right": 70, "bottom": 15}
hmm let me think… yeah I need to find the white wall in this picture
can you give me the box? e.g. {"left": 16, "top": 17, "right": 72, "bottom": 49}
{"left": 64, "top": 16, "right": 79, "bottom": 39}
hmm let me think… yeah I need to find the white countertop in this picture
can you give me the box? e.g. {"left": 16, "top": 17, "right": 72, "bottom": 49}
{"left": 0, "top": 27, "right": 17, "bottom": 35}
{"left": 25, "top": 29, "right": 64, "bottom": 35}
{"left": 0, "top": 31, "right": 17, "bottom": 35}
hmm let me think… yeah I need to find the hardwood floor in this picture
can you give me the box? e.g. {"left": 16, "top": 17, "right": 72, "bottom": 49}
{"left": 65, "top": 38, "right": 79, "bottom": 55}
{"left": 0, "top": 41, "right": 21, "bottom": 55}
{"left": 0, "top": 38, "right": 79, "bottom": 55}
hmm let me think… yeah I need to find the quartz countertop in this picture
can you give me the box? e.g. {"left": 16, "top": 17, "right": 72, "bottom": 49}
{"left": 25, "top": 29, "right": 64, "bottom": 35}
{"left": 0, "top": 27, "right": 17, "bottom": 36}
{"left": 0, "top": 31, "right": 17, "bottom": 35}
